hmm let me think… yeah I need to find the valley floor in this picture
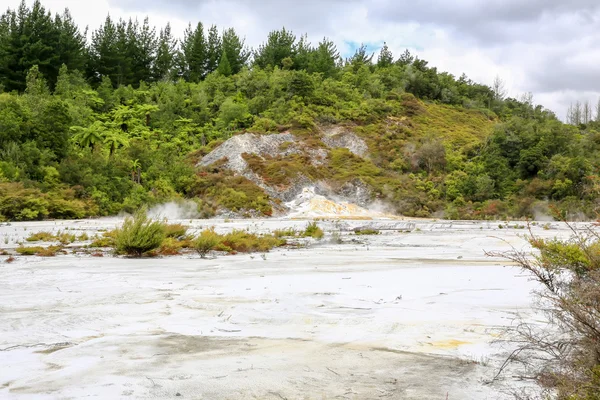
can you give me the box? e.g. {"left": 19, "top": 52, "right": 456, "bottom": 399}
{"left": 0, "top": 218, "right": 574, "bottom": 399}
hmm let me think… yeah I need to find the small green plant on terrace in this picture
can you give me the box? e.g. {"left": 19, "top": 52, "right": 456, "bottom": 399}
{"left": 303, "top": 222, "right": 324, "bottom": 240}
{"left": 193, "top": 229, "right": 221, "bottom": 258}
{"left": 16, "top": 246, "right": 43, "bottom": 255}
{"left": 354, "top": 228, "right": 380, "bottom": 235}
{"left": 115, "top": 209, "right": 166, "bottom": 257}
{"left": 273, "top": 228, "right": 297, "bottom": 238}
{"left": 26, "top": 231, "right": 56, "bottom": 242}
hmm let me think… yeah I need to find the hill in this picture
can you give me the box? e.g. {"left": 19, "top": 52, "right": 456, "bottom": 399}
{"left": 0, "top": 1, "right": 599, "bottom": 221}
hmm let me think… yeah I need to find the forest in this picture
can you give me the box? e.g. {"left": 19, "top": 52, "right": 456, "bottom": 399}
{"left": 0, "top": 0, "right": 599, "bottom": 221}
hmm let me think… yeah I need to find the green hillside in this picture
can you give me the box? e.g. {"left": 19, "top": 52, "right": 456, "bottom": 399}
{"left": 0, "top": 1, "right": 598, "bottom": 221}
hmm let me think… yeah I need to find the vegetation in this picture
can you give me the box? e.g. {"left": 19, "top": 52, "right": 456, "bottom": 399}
{"left": 0, "top": 1, "right": 599, "bottom": 221}
{"left": 303, "top": 222, "right": 324, "bottom": 239}
{"left": 114, "top": 209, "right": 166, "bottom": 256}
{"left": 192, "top": 229, "right": 220, "bottom": 258}
{"left": 354, "top": 228, "right": 380, "bottom": 235}
{"left": 489, "top": 222, "right": 600, "bottom": 399}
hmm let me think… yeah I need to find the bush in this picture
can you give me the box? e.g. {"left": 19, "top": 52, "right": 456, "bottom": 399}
{"left": 114, "top": 210, "right": 166, "bottom": 257}
{"left": 164, "top": 223, "right": 188, "bottom": 238}
{"left": 303, "top": 222, "right": 324, "bottom": 239}
{"left": 193, "top": 229, "right": 221, "bottom": 258}
{"left": 489, "top": 222, "right": 600, "bottom": 398}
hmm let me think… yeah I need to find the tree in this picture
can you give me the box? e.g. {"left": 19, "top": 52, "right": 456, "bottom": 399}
{"left": 254, "top": 27, "right": 296, "bottom": 69}
{"left": 88, "top": 16, "right": 123, "bottom": 86}
{"left": 130, "top": 17, "right": 156, "bottom": 84}
{"left": 221, "top": 28, "right": 249, "bottom": 75}
{"left": 377, "top": 42, "right": 394, "bottom": 68}
{"left": 0, "top": 1, "right": 60, "bottom": 91}
{"left": 71, "top": 121, "right": 105, "bottom": 152}
{"left": 307, "top": 37, "right": 339, "bottom": 78}
{"left": 54, "top": 9, "right": 86, "bottom": 74}
{"left": 492, "top": 75, "right": 507, "bottom": 101}
{"left": 583, "top": 100, "right": 592, "bottom": 124}
{"left": 216, "top": 50, "right": 232, "bottom": 77}
{"left": 153, "top": 23, "right": 177, "bottom": 81}
{"left": 396, "top": 49, "right": 414, "bottom": 66}
{"left": 347, "top": 43, "right": 373, "bottom": 72}
{"left": 205, "top": 25, "right": 221, "bottom": 75}
{"left": 181, "top": 22, "right": 206, "bottom": 82}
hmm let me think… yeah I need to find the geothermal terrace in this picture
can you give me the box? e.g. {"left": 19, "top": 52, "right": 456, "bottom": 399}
{"left": 0, "top": 214, "right": 570, "bottom": 399}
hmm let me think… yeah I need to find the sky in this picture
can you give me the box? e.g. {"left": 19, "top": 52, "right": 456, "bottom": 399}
{"left": 5, "top": 0, "right": 600, "bottom": 119}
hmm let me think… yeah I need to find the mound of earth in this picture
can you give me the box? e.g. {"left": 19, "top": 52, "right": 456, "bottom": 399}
{"left": 198, "top": 129, "right": 381, "bottom": 215}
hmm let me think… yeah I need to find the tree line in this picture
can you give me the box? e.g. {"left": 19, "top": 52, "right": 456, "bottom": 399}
{"left": 1, "top": 0, "right": 497, "bottom": 108}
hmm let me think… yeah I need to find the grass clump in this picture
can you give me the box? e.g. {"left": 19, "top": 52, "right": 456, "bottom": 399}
{"left": 193, "top": 229, "right": 221, "bottom": 258}
{"left": 37, "top": 246, "right": 62, "bottom": 257}
{"left": 16, "top": 246, "right": 43, "bottom": 255}
{"left": 273, "top": 228, "right": 297, "bottom": 238}
{"left": 220, "top": 230, "right": 285, "bottom": 253}
{"left": 90, "top": 230, "right": 117, "bottom": 248}
{"left": 302, "top": 222, "right": 324, "bottom": 240}
{"left": 16, "top": 245, "right": 61, "bottom": 256}
{"left": 57, "top": 232, "right": 76, "bottom": 245}
{"left": 354, "top": 228, "right": 380, "bottom": 235}
{"left": 26, "top": 231, "right": 55, "bottom": 242}
{"left": 114, "top": 210, "right": 166, "bottom": 257}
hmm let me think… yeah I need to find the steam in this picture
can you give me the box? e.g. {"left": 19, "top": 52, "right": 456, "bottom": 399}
{"left": 147, "top": 200, "right": 200, "bottom": 221}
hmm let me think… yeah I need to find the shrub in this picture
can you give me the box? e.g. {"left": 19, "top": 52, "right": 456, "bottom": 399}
{"left": 114, "top": 210, "right": 166, "bottom": 257}
{"left": 303, "top": 222, "right": 324, "bottom": 239}
{"left": 164, "top": 223, "right": 188, "bottom": 238}
{"left": 488, "top": 222, "right": 600, "bottom": 398}
{"left": 159, "top": 237, "right": 186, "bottom": 256}
{"left": 193, "top": 229, "right": 221, "bottom": 258}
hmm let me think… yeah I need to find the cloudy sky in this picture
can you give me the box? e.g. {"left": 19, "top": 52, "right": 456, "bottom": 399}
{"left": 6, "top": 0, "right": 600, "bottom": 119}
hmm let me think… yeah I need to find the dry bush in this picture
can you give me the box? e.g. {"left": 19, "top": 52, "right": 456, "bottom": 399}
{"left": 487, "top": 221, "right": 600, "bottom": 399}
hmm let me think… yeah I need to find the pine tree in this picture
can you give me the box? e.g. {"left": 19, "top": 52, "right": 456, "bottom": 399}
{"left": 88, "top": 16, "right": 121, "bottom": 86}
{"left": 153, "top": 23, "right": 177, "bottom": 81}
{"left": 182, "top": 22, "right": 206, "bottom": 82}
{"left": 217, "top": 50, "right": 232, "bottom": 76}
{"left": 205, "top": 25, "right": 221, "bottom": 75}
{"left": 221, "top": 28, "right": 249, "bottom": 75}
{"left": 377, "top": 42, "right": 393, "bottom": 68}
{"left": 130, "top": 17, "right": 156, "bottom": 84}
{"left": 307, "top": 37, "right": 339, "bottom": 78}
{"left": 347, "top": 43, "right": 373, "bottom": 72}
{"left": 397, "top": 49, "right": 414, "bottom": 66}
{"left": 54, "top": 9, "right": 86, "bottom": 75}
{"left": 0, "top": 0, "right": 68, "bottom": 91}
{"left": 254, "top": 27, "right": 296, "bottom": 69}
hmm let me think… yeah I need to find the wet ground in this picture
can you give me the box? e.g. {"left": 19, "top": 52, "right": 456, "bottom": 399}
{"left": 0, "top": 218, "right": 573, "bottom": 399}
